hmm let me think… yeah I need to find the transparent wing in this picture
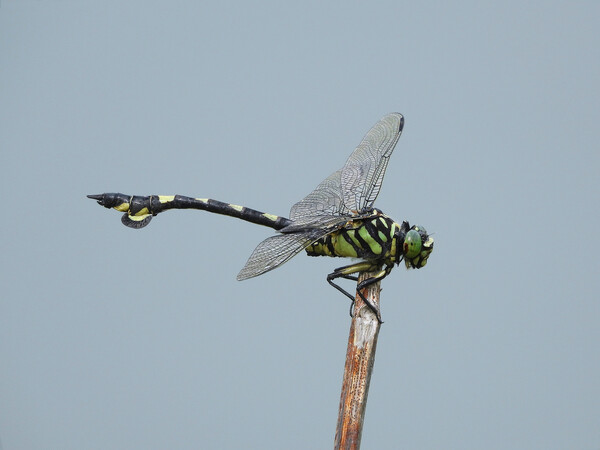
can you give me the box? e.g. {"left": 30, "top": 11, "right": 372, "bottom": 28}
{"left": 289, "top": 113, "right": 403, "bottom": 227}
{"left": 289, "top": 169, "right": 351, "bottom": 225}
{"left": 341, "top": 113, "right": 403, "bottom": 211}
{"left": 236, "top": 230, "right": 326, "bottom": 280}
{"left": 238, "top": 114, "right": 403, "bottom": 281}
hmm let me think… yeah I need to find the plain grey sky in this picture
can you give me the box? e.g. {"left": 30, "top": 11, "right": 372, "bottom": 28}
{"left": 1, "top": 1, "right": 599, "bottom": 449}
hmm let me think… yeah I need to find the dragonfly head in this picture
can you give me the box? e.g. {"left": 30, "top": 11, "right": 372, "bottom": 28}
{"left": 397, "top": 222, "right": 434, "bottom": 269}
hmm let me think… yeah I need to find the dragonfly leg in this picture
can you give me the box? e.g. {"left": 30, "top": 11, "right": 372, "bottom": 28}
{"left": 327, "top": 261, "right": 384, "bottom": 322}
{"left": 339, "top": 274, "right": 359, "bottom": 282}
{"left": 323, "top": 273, "right": 360, "bottom": 318}
{"left": 354, "top": 266, "right": 393, "bottom": 321}
{"left": 356, "top": 265, "right": 393, "bottom": 292}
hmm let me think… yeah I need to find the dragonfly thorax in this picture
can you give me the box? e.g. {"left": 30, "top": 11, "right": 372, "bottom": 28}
{"left": 303, "top": 207, "right": 433, "bottom": 271}
{"left": 305, "top": 212, "right": 402, "bottom": 265}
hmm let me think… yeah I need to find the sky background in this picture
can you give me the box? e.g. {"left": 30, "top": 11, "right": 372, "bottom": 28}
{"left": 1, "top": 2, "right": 599, "bottom": 449}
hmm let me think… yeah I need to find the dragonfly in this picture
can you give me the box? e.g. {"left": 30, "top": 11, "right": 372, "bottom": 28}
{"left": 88, "top": 113, "right": 433, "bottom": 321}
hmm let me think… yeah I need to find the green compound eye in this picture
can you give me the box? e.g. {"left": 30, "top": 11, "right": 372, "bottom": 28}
{"left": 403, "top": 229, "right": 422, "bottom": 259}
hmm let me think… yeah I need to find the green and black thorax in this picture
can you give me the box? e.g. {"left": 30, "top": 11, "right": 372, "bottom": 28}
{"left": 304, "top": 208, "right": 432, "bottom": 269}
{"left": 306, "top": 208, "right": 400, "bottom": 262}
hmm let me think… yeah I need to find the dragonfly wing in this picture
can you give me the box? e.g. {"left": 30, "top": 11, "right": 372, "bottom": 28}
{"left": 289, "top": 169, "right": 350, "bottom": 223}
{"left": 341, "top": 113, "right": 403, "bottom": 211}
{"left": 237, "top": 230, "right": 325, "bottom": 280}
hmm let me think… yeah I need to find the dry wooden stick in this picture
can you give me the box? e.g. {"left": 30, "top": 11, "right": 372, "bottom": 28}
{"left": 334, "top": 271, "right": 382, "bottom": 449}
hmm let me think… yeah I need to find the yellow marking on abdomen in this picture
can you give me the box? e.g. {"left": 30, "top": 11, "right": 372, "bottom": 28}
{"left": 129, "top": 214, "right": 150, "bottom": 222}
{"left": 228, "top": 204, "right": 243, "bottom": 212}
{"left": 158, "top": 195, "right": 175, "bottom": 203}
{"left": 134, "top": 207, "right": 150, "bottom": 216}
{"left": 262, "top": 213, "right": 279, "bottom": 221}
{"left": 115, "top": 203, "right": 130, "bottom": 212}
{"left": 195, "top": 198, "right": 209, "bottom": 203}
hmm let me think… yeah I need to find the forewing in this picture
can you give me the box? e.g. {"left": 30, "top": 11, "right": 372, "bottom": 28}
{"left": 289, "top": 169, "right": 350, "bottom": 224}
{"left": 236, "top": 230, "right": 325, "bottom": 280}
{"left": 341, "top": 113, "right": 403, "bottom": 211}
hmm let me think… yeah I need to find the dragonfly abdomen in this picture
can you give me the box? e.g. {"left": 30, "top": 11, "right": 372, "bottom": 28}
{"left": 306, "top": 215, "right": 400, "bottom": 262}
{"left": 87, "top": 193, "right": 292, "bottom": 230}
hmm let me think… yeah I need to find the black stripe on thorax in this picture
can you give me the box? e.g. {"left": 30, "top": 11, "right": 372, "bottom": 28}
{"left": 364, "top": 218, "right": 387, "bottom": 248}
{"left": 341, "top": 230, "right": 364, "bottom": 255}
{"left": 325, "top": 235, "right": 337, "bottom": 255}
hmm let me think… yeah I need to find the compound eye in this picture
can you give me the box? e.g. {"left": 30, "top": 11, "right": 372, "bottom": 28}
{"left": 403, "top": 229, "right": 422, "bottom": 259}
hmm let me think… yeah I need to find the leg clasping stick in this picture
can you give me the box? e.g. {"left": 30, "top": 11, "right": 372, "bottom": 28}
{"left": 327, "top": 262, "right": 391, "bottom": 323}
